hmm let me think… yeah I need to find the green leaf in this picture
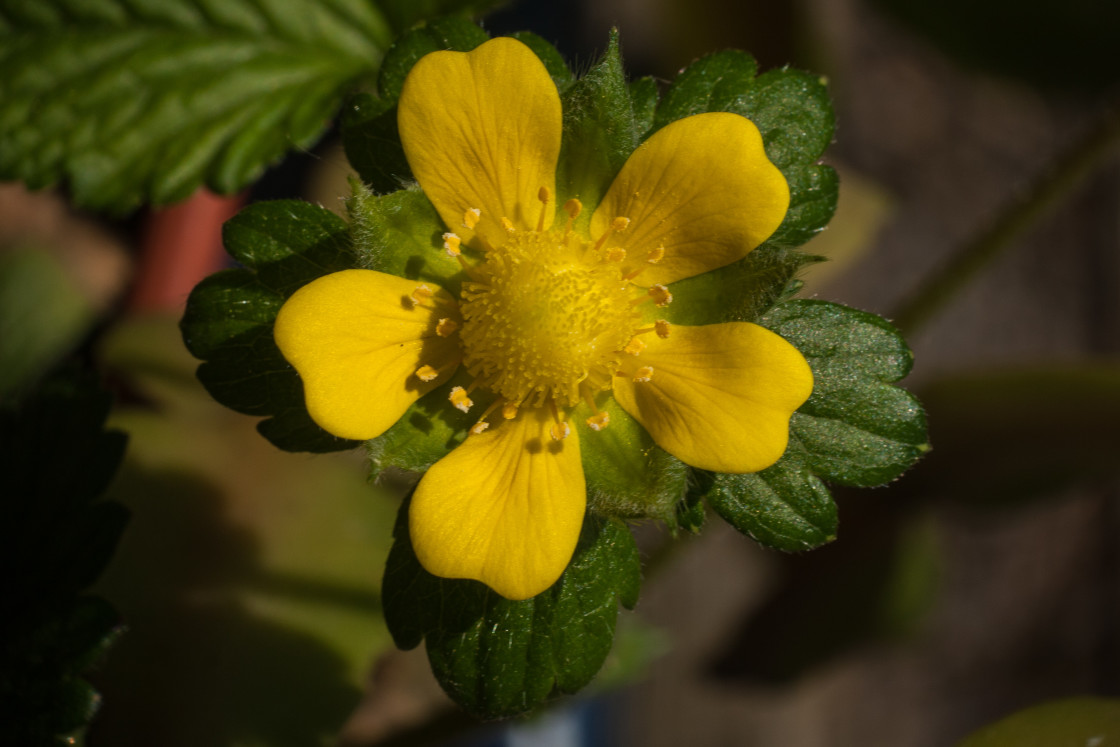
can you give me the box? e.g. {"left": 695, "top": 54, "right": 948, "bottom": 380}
{"left": 0, "top": 0, "right": 394, "bottom": 212}
{"left": 180, "top": 201, "right": 360, "bottom": 453}
{"left": 556, "top": 30, "right": 636, "bottom": 230}
{"left": 768, "top": 163, "right": 840, "bottom": 248}
{"left": 763, "top": 300, "right": 929, "bottom": 487}
{"left": 629, "top": 76, "right": 660, "bottom": 141}
{"left": 376, "top": 0, "right": 506, "bottom": 37}
{"left": 652, "top": 50, "right": 758, "bottom": 130}
{"left": 731, "top": 68, "right": 834, "bottom": 169}
{"left": 382, "top": 498, "right": 641, "bottom": 719}
{"left": 957, "top": 697, "right": 1120, "bottom": 747}
{"left": 707, "top": 448, "right": 837, "bottom": 551}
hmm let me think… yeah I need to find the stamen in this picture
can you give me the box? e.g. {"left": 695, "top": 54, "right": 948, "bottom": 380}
{"left": 623, "top": 337, "right": 646, "bottom": 356}
{"left": 502, "top": 401, "right": 519, "bottom": 420}
{"left": 548, "top": 400, "right": 570, "bottom": 441}
{"left": 410, "top": 283, "right": 434, "bottom": 306}
{"left": 470, "top": 421, "right": 490, "bottom": 435}
{"left": 655, "top": 319, "right": 671, "bottom": 338}
{"left": 586, "top": 411, "right": 610, "bottom": 431}
{"left": 592, "top": 215, "right": 630, "bottom": 253}
{"left": 449, "top": 386, "right": 474, "bottom": 413}
{"left": 648, "top": 284, "right": 673, "bottom": 307}
{"left": 537, "top": 186, "right": 551, "bottom": 232}
{"left": 606, "top": 247, "right": 627, "bottom": 263}
{"left": 463, "top": 208, "right": 481, "bottom": 230}
{"left": 442, "top": 232, "right": 462, "bottom": 257}
{"left": 436, "top": 318, "right": 459, "bottom": 337}
{"left": 633, "top": 366, "right": 654, "bottom": 383}
{"left": 647, "top": 245, "right": 665, "bottom": 264}
{"left": 501, "top": 217, "right": 516, "bottom": 233}
{"left": 470, "top": 399, "right": 504, "bottom": 435}
{"left": 564, "top": 199, "right": 582, "bottom": 221}
{"left": 415, "top": 365, "right": 440, "bottom": 382}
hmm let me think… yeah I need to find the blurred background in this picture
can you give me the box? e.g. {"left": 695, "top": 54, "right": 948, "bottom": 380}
{"left": 2, "top": 0, "right": 1117, "bottom": 744}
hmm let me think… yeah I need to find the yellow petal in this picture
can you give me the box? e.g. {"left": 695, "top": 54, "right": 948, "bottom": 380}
{"left": 591, "top": 112, "right": 788, "bottom": 286}
{"left": 410, "top": 406, "right": 585, "bottom": 600}
{"left": 398, "top": 37, "right": 561, "bottom": 249}
{"left": 613, "top": 322, "right": 812, "bottom": 473}
{"left": 273, "top": 270, "right": 460, "bottom": 440}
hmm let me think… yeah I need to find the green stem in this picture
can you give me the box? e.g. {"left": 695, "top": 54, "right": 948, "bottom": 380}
{"left": 891, "top": 106, "right": 1120, "bottom": 335}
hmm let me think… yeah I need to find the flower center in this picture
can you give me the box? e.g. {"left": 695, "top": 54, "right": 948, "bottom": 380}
{"left": 459, "top": 227, "right": 636, "bottom": 410}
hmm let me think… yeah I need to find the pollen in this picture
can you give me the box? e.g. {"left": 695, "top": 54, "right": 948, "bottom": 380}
{"left": 549, "top": 421, "right": 571, "bottom": 441}
{"left": 463, "top": 208, "right": 481, "bottom": 229}
{"left": 410, "top": 284, "right": 433, "bottom": 305}
{"left": 443, "top": 232, "right": 462, "bottom": 256}
{"left": 633, "top": 366, "right": 654, "bottom": 383}
{"left": 606, "top": 247, "right": 627, "bottom": 263}
{"left": 470, "top": 421, "right": 490, "bottom": 435}
{"left": 449, "top": 386, "right": 473, "bottom": 412}
{"left": 416, "top": 365, "right": 440, "bottom": 382}
{"left": 648, "top": 284, "right": 673, "bottom": 307}
{"left": 623, "top": 337, "right": 646, "bottom": 356}
{"left": 611, "top": 216, "right": 631, "bottom": 232}
{"left": 502, "top": 401, "right": 519, "bottom": 419}
{"left": 457, "top": 223, "right": 639, "bottom": 410}
{"left": 436, "top": 318, "right": 459, "bottom": 337}
{"left": 655, "top": 319, "right": 671, "bottom": 338}
{"left": 586, "top": 411, "right": 610, "bottom": 431}
{"left": 646, "top": 246, "right": 665, "bottom": 264}
{"left": 501, "top": 217, "right": 516, "bottom": 233}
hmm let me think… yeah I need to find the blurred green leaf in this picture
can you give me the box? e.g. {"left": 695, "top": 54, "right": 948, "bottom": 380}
{"left": 383, "top": 499, "right": 640, "bottom": 719}
{"left": 96, "top": 314, "right": 396, "bottom": 745}
{"left": 0, "top": 0, "right": 395, "bottom": 211}
{"left": 0, "top": 248, "right": 94, "bottom": 398}
{"left": 0, "top": 370, "right": 128, "bottom": 746}
{"left": 957, "top": 697, "right": 1120, "bottom": 746}
{"left": 181, "top": 200, "right": 360, "bottom": 453}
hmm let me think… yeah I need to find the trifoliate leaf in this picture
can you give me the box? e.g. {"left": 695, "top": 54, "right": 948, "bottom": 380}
{"left": 383, "top": 499, "right": 640, "bottom": 719}
{"left": 764, "top": 300, "right": 929, "bottom": 487}
{"left": 707, "top": 449, "right": 837, "bottom": 551}
{"left": 556, "top": 30, "right": 636, "bottom": 231}
{"left": 0, "top": 0, "right": 394, "bottom": 212}
{"left": 180, "top": 201, "right": 360, "bottom": 453}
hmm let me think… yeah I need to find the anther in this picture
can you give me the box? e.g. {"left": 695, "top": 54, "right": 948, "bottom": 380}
{"left": 611, "top": 216, "right": 631, "bottom": 232}
{"left": 463, "top": 208, "right": 481, "bottom": 229}
{"left": 442, "top": 232, "right": 462, "bottom": 257}
{"left": 470, "top": 421, "right": 490, "bottom": 435}
{"left": 655, "top": 319, "right": 671, "bottom": 339}
{"left": 436, "top": 318, "right": 459, "bottom": 337}
{"left": 623, "top": 337, "right": 646, "bottom": 356}
{"left": 647, "top": 245, "right": 665, "bottom": 264}
{"left": 449, "top": 386, "right": 474, "bottom": 413}
{"left": 502, "top": 401, "right": 519, "bottom": 420}
{"left": 606, "top": 247, "right": 627, "bottom": 263}
{"left": 501, "top": 217, "right": 516, "bottom": 233}
{"left": 550, "top": 421, "right": 571, "bottom": 441}
{"left": 648, "top": 284, "right": 673, "bottom": 307}
{"left": 633, "top": 366, "right": 654, "bottom": 383}
{"left": 564, "top": 199, "right": 582, "bottom": 220}
{"left": 410, "top": 283, "right": 434, "bottom": 306}
{"left": 586, "top": 411, "right": 610, "bottom": 431}
{"left": 415, "top": 365, "right": 440, "bottom": 382}
{"left": 537, "top": 186, "right": 551, "bottom": 232}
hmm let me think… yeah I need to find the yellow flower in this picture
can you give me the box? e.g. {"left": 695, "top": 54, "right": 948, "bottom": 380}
{"left": 273, "top": 37, "right": 813, "bottom": 600}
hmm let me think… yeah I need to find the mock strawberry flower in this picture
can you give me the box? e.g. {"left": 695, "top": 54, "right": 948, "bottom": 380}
{"left": 273, "top": 37, "right": 812, "bottom": 600}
